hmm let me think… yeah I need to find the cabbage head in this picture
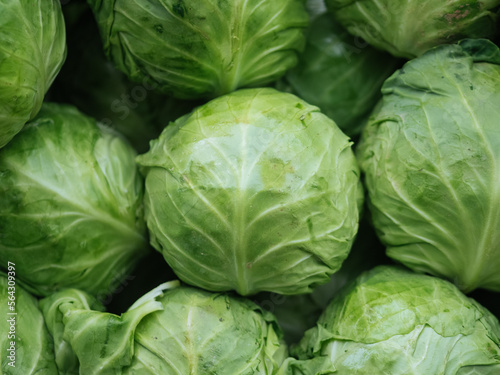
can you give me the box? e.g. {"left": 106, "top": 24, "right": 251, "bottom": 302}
{"left": 87, "top": 0, "right": 308, "bottom": 99}
{"left": 325, "top": 0, "right": 500, "bottom": 58}
{"left": 357, "top": 39, "right": 500, "bottom": 293}
{"left": 40, "top": 281, "right": 288, "bottom": 374}
{"left": 137, "top": 88, "right": 362, "bottom": 296}
{"left": 283, "top": 13, "right": 400, "bottom": 136}
{"left": 0, "top": 0, "right": 66, "bottom": 148}
{"left": 0, "top": 273, "right": 57, "bottom": 374}
{"left": 291, "top": 266, "right": 500, "bottom": 374}
{"left": 0, "top": 103, "right": 148, "bottom": 297}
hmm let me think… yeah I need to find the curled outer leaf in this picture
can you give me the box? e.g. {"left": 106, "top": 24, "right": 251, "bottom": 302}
{"left": 40, "top": 281, "right": 289, "bottom": 374}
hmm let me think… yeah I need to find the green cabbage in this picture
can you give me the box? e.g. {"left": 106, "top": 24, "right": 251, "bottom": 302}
{"left": 357, "top": 39, "right": 500, "bottom": 293}
{"left": 137, "top": 88, "right": 362, "bottom": 296}
{"left": 87, "top": 0, "right": 309, "bottom": 99}
{"left": 0, "top": 273, "right": 57, "bottom": 374}
{"left": 0, "top": 103, "right": 148, "bottom": 297}
{"left": 291, "top": 266, "right": 500, "bottom": 374}
{"left": 40, "top": 281, "right": 288, "bottom": 374}
{"left": 0, "top": 0, "right": 66, "bottom": 148}
{"left": 282, "top": 13, "right": 400, "bottom": 136}
{"left": 325, "top": 0, "right": 500, "bottom": 58}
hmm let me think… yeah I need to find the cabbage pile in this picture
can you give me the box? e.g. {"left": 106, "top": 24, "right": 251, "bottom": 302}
{"left": 1, "top": 0, "right": 500, "bottom": 374}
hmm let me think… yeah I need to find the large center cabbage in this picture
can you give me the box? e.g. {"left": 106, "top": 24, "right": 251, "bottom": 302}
{"left": 137, "top": 88, "right": 362, "bottom": 296}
